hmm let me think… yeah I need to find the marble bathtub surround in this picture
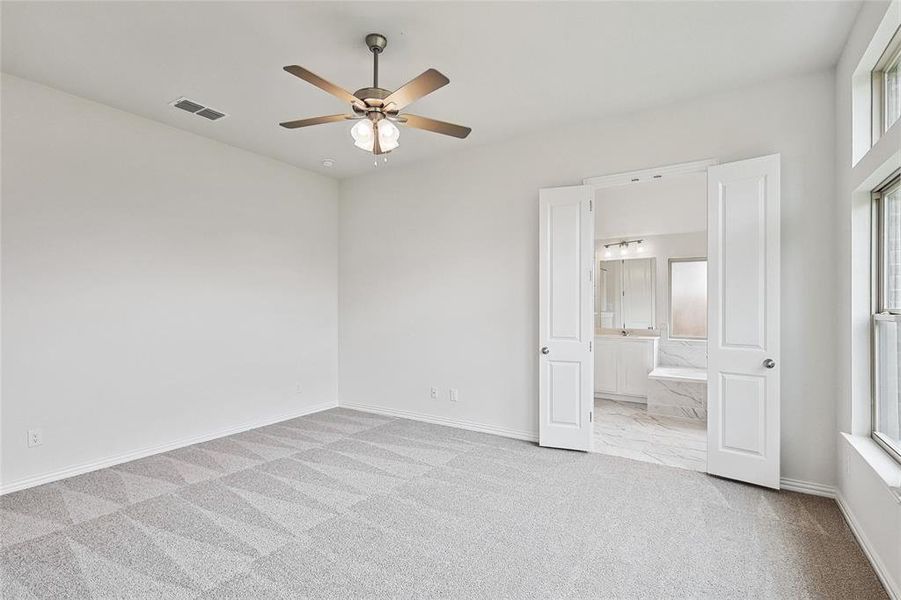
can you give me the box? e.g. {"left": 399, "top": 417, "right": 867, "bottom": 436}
{"left": 657, "top": 338, "right": 707, "bottom": 369}
{"left": 647, "top": 366, "right": 707, "bottom": 419}
{"left": 647, "top": 366, "right": 706, "bottom": 383}
{"left": 656, "top": 324, "right": 707, "bottom": 368}
{"left": 647, "top": 379, "right": 707, "bottom": 419}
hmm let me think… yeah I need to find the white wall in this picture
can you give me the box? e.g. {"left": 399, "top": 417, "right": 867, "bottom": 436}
{"left": 833, "top": 1, "right": 901, "bottom": 596}
{"left": 597, "top": 231, "right": 707, "bottom": 336}
{"left": 595, "top": 172, "right": 707, "bottom": 239}
{"left": 339, "top": 70, "right": 838, "bottom": 486}
{"left": 1, "top": 75, "right": 340, "bottom": 490}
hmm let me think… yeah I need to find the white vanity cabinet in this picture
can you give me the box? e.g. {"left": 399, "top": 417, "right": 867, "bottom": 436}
{"left": 594, "top": 335, "right": 659, "bottom": 400}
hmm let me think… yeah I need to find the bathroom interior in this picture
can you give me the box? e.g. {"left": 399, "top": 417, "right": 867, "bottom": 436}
{"left": 593, "top": 170, "right": 708, "bottom": 471}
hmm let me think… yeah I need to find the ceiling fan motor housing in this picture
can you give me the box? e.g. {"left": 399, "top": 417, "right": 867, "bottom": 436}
{"left": 352, "top": 87, "right": 397, "bottom": 118}
{"left": 353, "top": 87, "right": 391, "bottom": 102}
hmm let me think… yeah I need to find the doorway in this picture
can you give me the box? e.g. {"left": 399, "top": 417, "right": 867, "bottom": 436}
{"left": 538, "top": 156, "right": 783, "bottom": 489}
{"left": 590, "top": 169, "right": 709, "bottom": 471}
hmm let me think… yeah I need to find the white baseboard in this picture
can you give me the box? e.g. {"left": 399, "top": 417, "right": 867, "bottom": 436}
{"left": 340, "top": 401, "right": 539, "bottom": 442}
{"left": 835, "top": 492, "right": 900, "bottom": 600}
{"left": 0, "top": 400, "right": 338, "bottom": 495}
{"left": 779, "top": 477, "right": 836, "bottom": 498}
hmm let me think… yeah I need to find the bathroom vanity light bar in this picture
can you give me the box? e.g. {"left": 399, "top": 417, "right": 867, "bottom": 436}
{"left": 603, "top": 239, "right": 644, "bottom": 257}
{"left": 603, "top": 239, "right": 644, "bottom": 249}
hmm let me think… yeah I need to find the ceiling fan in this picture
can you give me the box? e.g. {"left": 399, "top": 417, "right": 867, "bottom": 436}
{"left": 279, "top": 33, "right": 471, "bottom": 156}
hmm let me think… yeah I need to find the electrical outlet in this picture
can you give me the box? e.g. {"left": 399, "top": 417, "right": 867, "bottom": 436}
{"left": 430, "top": 387, "right": 439, "bottom": 400}
{"left": 27, "top": 428, "right": 43, "bottom": 448}
{"left": 449, "top": 388, "right": 459, "bottom": 402}
{"left": 295, "top": 383, "right": 303, "bottom": 394}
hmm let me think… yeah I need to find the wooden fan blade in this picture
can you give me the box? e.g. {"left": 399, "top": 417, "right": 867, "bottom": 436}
{"left": 383, "top": 69, "right": 449, "bottom": 110}
{"left": 398, "top": 114, "right": 471, "bottom": 139}
{"left": 279, "top": 114, "right": 354, "bottom": 129}
{"left": 283, "top": 65, "right": 364, "bottom": 109}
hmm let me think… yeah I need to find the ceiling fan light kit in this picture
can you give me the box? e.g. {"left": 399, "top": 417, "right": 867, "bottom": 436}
{"left": 280, "top": 33, "right": 471, "bottom": 158}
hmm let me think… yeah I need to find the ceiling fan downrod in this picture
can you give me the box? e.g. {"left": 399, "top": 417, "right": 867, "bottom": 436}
{"left": 365, "top": 33, "right": 388, "bottom": 89}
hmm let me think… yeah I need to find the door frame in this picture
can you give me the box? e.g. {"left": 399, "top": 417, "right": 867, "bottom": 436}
{"left": 583, "top": 159, "right": 719, "bottom": 190}
{"left": 582, "top": 158, "right": 717, "bottom": 453}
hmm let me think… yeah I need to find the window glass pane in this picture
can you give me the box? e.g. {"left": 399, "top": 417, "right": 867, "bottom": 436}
{"left": 670, "top": 260, "right": 707, "bottom": 339}
{"left": 885, "top": 184, "right": 901, "bottom": 311}
{"left": 886, "top": 50, "right": 901, "bottom": 132}
{"left": 875, "top": 318, "right": 901, "bottom": 456}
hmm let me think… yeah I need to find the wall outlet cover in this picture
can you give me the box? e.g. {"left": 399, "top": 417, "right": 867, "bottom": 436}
{"left": 449, "top": 388, "right": 459, "bottom": 402}
{"left": 27, "top": 428, "right": 43, "bottom": 448}
{"left": 430, "top": 387, "right": 439, "bottom": 399}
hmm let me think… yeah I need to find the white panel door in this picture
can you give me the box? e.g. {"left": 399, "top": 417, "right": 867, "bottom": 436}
{"left": 707, "top": 154, "right": 781, "bottom": 489}
{"left": 539, "top": 185, "right": 594, "bottom": 451}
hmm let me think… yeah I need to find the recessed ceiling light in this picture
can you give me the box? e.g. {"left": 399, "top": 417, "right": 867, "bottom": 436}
{"left": 321, "top": 158, "right": 336, "bottom": 168}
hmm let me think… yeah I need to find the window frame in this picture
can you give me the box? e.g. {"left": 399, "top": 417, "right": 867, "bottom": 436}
{"left": 667, "top": 257, "right": 707, "bottom": 341}
{"left": 871, "top": 25, "right": 901, "bottom": 146}
{"left": 872, "top": 171, "right": 901, "bottom": 464}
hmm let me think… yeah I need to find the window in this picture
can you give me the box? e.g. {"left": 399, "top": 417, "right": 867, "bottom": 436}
{"left": 668, "top": 258, "right": 707, "bottom": 340}
{"left": 874, "top": 173, "right": 901, "bottom": 462}
{"left": 872, "top": 26, "right": 901, "bottom": 143}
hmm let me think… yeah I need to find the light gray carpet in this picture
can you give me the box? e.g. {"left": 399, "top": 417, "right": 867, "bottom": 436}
{"left": 0, "top": 408, "right": 887, "bottom": 599}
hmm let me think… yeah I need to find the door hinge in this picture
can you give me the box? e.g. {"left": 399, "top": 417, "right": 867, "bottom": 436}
{"left": 590, "top": 411, "right": 593, "bottom": 422}
{"left": 589, "top": 341, "right": 592, "bottom": 352}
{"left": 589, "top": 199, "right": 593, "bottom": 212}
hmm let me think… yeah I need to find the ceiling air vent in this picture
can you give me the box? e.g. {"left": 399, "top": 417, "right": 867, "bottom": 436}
{"left": 173, "top": 98, "right": 204, "bottom": 113}
{"left": 170, "top": 97, "right": 228, "bottom": 122}
{"left": 196, "top": 108, "right": 226, "bottom": 121}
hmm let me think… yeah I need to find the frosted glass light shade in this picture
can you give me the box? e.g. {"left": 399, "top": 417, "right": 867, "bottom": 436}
{"left": 351, "top": 120, "right": 374, "bottom": 151}
{"left": 378, "top": 120, "right": 400, "bottom": 152}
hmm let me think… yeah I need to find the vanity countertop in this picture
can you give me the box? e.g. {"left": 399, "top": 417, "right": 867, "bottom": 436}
{"left": 594, "top": 332, "right": 660, "bottom": 341}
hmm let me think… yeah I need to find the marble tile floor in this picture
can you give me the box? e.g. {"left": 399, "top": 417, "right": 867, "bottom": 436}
{"left": 593, "top": 397, "right": 707, "bottom": 472}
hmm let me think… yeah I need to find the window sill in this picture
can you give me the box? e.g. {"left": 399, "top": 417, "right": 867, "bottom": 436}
{"left": 842, "top": 433, "right": 901, "bottom": 503}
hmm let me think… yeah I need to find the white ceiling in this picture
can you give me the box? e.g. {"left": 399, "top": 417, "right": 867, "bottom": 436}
{"left": 2, "top": 1, "right": 861, "bottom": 179}
{"left": 595, "top": 172, "right": 707, "bottom": 239}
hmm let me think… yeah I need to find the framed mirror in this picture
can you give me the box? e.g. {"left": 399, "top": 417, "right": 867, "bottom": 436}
{"left": 596, "top": 257, "right": 656, "bottom": 330}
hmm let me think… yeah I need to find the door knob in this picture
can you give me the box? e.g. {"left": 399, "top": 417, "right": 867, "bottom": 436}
{"left": 763, "top": 358, "right": 775, "bottom": 369}
{"left": 540, "top": 347, "right": 550, "bottom": 355}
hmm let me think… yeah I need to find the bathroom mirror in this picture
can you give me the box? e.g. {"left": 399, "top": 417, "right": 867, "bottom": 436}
{"left": 596, "top": 257, "right": 656, "bottom": 330}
